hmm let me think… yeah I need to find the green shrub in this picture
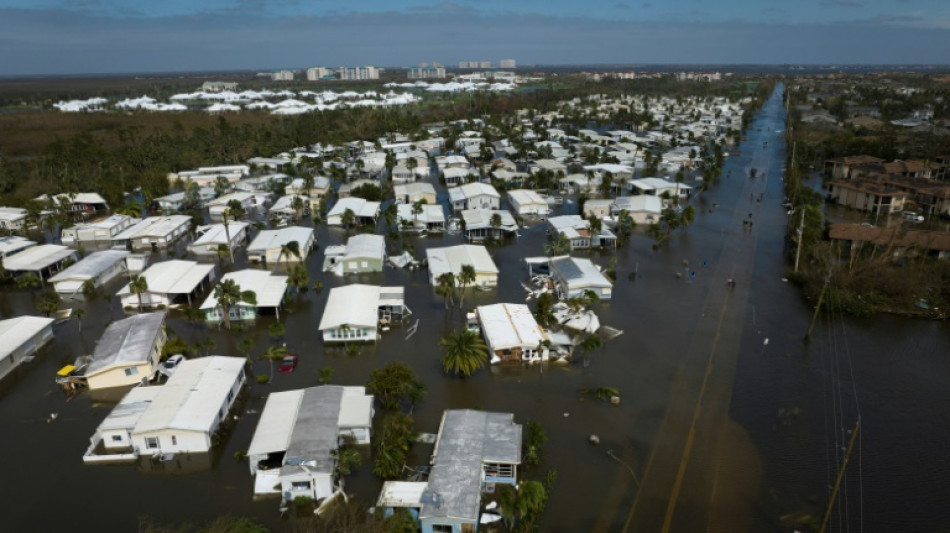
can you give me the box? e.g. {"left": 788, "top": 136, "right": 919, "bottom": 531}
{"left": 256, "top": 374, "right": 269, "bottom": 385}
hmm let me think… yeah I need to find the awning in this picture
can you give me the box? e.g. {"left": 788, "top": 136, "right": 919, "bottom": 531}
{"left": 57, "top": 365, "right": 77, "bottom": 377}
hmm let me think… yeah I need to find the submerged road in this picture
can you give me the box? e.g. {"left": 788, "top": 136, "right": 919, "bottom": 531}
{"left": 621, "top": 84, "right": 787, "bottom": 533}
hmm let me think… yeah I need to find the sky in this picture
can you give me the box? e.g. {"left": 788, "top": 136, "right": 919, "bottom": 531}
{"left": 1, "top": 0, "right": 949, "bottom": 75}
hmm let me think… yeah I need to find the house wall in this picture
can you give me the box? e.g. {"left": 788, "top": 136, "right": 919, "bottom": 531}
{"left": 343, "top": 257, "right": 383, "bottom": 274}
{"left": 121, "top": 292, "right": 172, "bottom": 309}
{"left": 563, "top": 283, "right": 612, "bottom": 301}
{"left": 205, "top": 304, "right": 258, "bottom": 323}
{"left": 86, "top": 361, "right": 155, "bottom": 390}
{"left": 281, "top": 471, "right": 334, "bottom": 503}
{"left": 421, "top": 517, "right": 477, "bottom": 533}
{"left": 340, "top": 425, "right": 372, "bottom": 445}
{"left": 132, "top": 429, "right": 209, "bottom": 455}
{"left": 0, "top": 324, "right": 54, "bottom": 381}
{"left": 322, "top": 326, "right": 376, "bottom": 343}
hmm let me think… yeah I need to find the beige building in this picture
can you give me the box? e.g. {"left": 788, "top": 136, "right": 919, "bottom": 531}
{"left": 83, "top": 313, "right": 167, "bottom": 391}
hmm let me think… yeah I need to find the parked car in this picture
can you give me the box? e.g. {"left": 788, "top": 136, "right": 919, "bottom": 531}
{"left": 277, "top": 354, "right": 298, "bottom": 374}
{"left": 162, "top": 354, "right": 185, "bottom": 374}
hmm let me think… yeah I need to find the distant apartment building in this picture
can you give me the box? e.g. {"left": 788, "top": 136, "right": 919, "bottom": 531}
{"left": 306, "top": 67, "right": 333, "bottom": 81}
{"left": 338, "top": 66, "right": 379, "bottom": 80}
{"left": 270, "top": 70, "right": 295, "bottom": 81}
{"left": 499, "top": 59, "right": 516, "bottom": 69}
{"left": 408, "top": 66, "right": 446, "bottom": 79}
{"left": 479, "top": 61, "right": 492, "bottom": 68}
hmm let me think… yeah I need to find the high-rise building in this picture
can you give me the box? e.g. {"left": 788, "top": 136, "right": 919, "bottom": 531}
{"left": 499, "top": 59, "right": 516, "bottom": 69}
{"left": 270, "top": 70, "right": 294, "bottom": 81}
{"left": 337, "top": 66, "right": 380, "bottom": 80}
{"left": 479, "top": 61, "right": 492, "bottom": 69}
{"left": 408, "top": 66, "right": 446, "bottom": 79}
{"left": 306, "top": 67, "right": 333, "bottom": 81}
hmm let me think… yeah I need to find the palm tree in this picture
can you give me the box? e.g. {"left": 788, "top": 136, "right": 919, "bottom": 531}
{"left": 117, "top": 202, "right": 142, "bottom": 219}
{"left": 275, "top": 240, "right": 301, "bottom": 271}
{"left": 287, "top": 263, "right": 310, "bottom": 297}
{"left": 221, "top": 199, "right": 245, "bottom": 264}
{"left": 216, "top": 243, "right": 231, "bottom": 266}
{"left": 498, "top": 480, "right": 547, "bottom": 531}
{"left": 489, "top": 213, "right": 503, "bottom": 238}
{"left": 435, "top": 272, "right": 457, "bottom": 309}
{"left": 616, "top": 209, "right": 635, "bottom": 242}
{"left": 290, "top": 195, "right": 305, "bottom": 221}
{"left": 341, "top": 208, "right": 356, "bottom": 230}
{"left": 679, "top": 205, "right": 696, "bottom": 231}
{"left": 262, "top": 344, "right": 289, "bottom": 383}
{"left": 382, "top": 203, "right": 398, "bottom": 232}
{"left": 456, "top": 264, "right": 477, "bottom": 310}
{"left": 129, "top": 274, "right": 148, "bottom": 312}
{"left": 213, "top": 279, "right": 257, "bottom": 330}
{"left": 74, "top": 307, "right": 86, "bottom": 334}
{"left": 544, "top": 232, "right": 571, "bottom": 256}
{"left": 439, "top": 329, "right": 489, "bottom": 377}
{"left": 411, "top": 199, "right": 426, "bottom": 228}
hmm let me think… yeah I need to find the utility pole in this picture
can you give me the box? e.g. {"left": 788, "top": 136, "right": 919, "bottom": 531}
{"left": 819, "top": 419, "right": 861, "bottom": 533}
{"left": 804, "top": 269, "right": 831, "bottom": 342}
{"left": 794, "top": 209, "right": 805, "bottom": 273}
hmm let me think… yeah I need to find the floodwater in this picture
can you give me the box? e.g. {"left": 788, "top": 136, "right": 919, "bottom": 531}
{"left": 1, "top": 84, "right": 949, "bottom": 532}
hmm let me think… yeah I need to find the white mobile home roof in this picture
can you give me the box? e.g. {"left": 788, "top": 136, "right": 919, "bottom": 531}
{"left": 396, "top": 203, "right": 445, "bottom": 224}
{"left": 94, "top": 386, "right": 161, "bottom": 433}
{"left": 344, "top": 234, "right": 385, "bottom": 260}
{"left": 191, "top": 222, "right": 249, "bottom": 247}
{"left": 549, "top": 256, "right": 612, "bottom": 289}
{"left": 134, "top": 356, "right": 245, "bottom": 433}
{"left": 111, "top": 215, "right": 191, "bottom": 241}
{"left": 426, "top": 245, "right": 498, "bottom": 280}
{"left": 0, "top": 236, "right": 36, "bottom": 258}
{"left": 86, "top": 313, "right": 165, "bottom": 375}
{"left": 199, "top": 269, "right": 288, "bottom": 310}
{"left": 48, "top": 250, "right": 129, "bottom": 284}
{"left": 318, "top": 284, "right": 383, "bottom": 330}
{"left": 477, "top": 303, "right": 545, "bottom": 351}
{"left": 117, "top": 260, "right": 214, "bottom": 296}
{"left": 246, "top": 389, "right": 304, "bottom": 457}
{"left": 460, "top": 209, "right": 517, "bottom": 231}
{"left": 507, "top": 189, "right": 547, "bottom": 207}
{"left": 327, "top": 197, "right": 380, "bottom": 219}
{"left": 247, "top": 226, "right": 314, "bottom": 253}
{"left": 2, "top": 244, "right": 76, "bottom": 272}
{"left": 0, "top": 316, "right": 54, "bottom": 364}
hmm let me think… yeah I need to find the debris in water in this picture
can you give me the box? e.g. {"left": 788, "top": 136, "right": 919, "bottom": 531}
{"left": 589, "top": 435, "right": 600, "bottom": 445}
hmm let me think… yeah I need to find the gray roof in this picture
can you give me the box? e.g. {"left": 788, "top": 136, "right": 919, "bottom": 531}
{"left": 280, "top": 386, "right": 343, "bottom": 476}
{"left": 86, "top": 313, "right": 165, "bottom": 375}
{"left": 422, "top": 410, "right": 522, "bottom": 521}
{"left": 48, "top": 250, "right": 129, "bottom": 282}
{"left": 549, "top": 256, "right": 612, "bottom": 289}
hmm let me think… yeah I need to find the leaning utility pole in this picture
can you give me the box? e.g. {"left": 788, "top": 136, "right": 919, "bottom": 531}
{"left": 794, "top": 209, "right": 805, "bottom": 273}
{"left": 819, "top": 419, "right": 861, "bottom": 533}
{"left": 804, "top": 270, "right": 831, "bottom": 342}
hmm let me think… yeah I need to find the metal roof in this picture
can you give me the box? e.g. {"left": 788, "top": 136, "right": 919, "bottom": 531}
{"left": 549, "top": 256, "right": 612, "bottom": 289}
{"left": 318, "top": 284, "right": 384, "bottom": 330}
{"left": 199, "top": 269, "right": 287, "bottom": 310}
{"left": 422, "top": 410, "right": 522, "bottom": 521}
{"left": 426, "top": 245, "right": 498, "bottom": 280}
{"left": 246, "top": 389, "right": 304, "bottom": 457}
{"left": 0, "top": 316, "right": 54, "bottom": 364}
{"left": 86, "top": 313, "right": 165, "bottom": 376}
{"left": 111, "top": 215, "right": 191, "bottom": 241}
{"left": 343, "top": 234, "right": 385, "bottom": 261}
{"left": 247, "top": 226, "right": 314, "bottom": 253}
{"left": 191, "top": 222, "right": 249, "bottom": 247}
{"left": 0, "top": 236, "right": 36, "bottom": 258}
{"left": 327, "top": 197, "right": 380, "bottom": 219}
{"left": 477, "top": 303, "right": 545, "bottom": 351}
{"left": 460, "top": 209, "right": 517, "bottom": 231}
{"left": 377, "top": 481, "right": 428, "bottom": 508}
{"left": 48, "top": 250, "right": 129, "bottom": 283}
{"left": 93, "top": 386, "right": 161, "bottom": 433}
{"left": 2, "top": 244, "right": 76, "bottom": 272}
{"left": 133, "top": 356, "right": 245, "bottom": 434}
{"left": 280, "top": 386, "right": 342, "bottom": 476}
{"left": 117, "top": 260, "right": 214, "bottom": 296}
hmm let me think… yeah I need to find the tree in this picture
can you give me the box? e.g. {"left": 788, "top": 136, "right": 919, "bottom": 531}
{"left": 456, "top": 264, "right": 477, "bottom": 310}
{"left": 318, "top": 366, "right": 334, "bottom": 384}
{"left": 74, "top": 307, "right": 86, "bottom": 334}
{"left": 411, "top": 199, "right": 425, "bottom": 227}
{"left": 183, "top": 181, "right": 201, "bottom": 208}
{"left": 535, "top": 292, "right": 556, "bottom": 327}
{"left": 616, "top": 209, "right": 635, "bottom": 242}
{"left": 290, "top": 195, "right": 306, "bottom": 221}
{"left": 221, "top": 199, "right": 245, "bottom": 264}
{"left": 238, "top": 337, "right": 255, "bottom": 359}
{"left": 275, "top": 240, "right": 301, "bottom": 270}
{"left": 587, "top": 213, "right": 603, "bottom": 235}
{"left": 129, "top": 274, "right": 148, "bottom": 312}
{"left": 490, "top": 212, "right": 503, "bottom": 237}
{"left": 35, "top": 290, "right": 61, "bottom": 316}
{"left": 213, "top": 279, "right": 257, "bottom": 330}
{"left": 15, "top": 273, "right": 41, "bottom": 289}
{"left": 214, "top": 175, "right": 231, "bottom": 197}
{"left": 544, "top": 232, "right": 571, "bottom": 256}
{"left": 679, "top": 205, "right": 696, "bottom": 231}
{"left": 498, "top": 481, "right": 548, "bottom": 531}
{"left": 373, "top": 412, "right": 415, "bottom": 479}
{"left": 439, "top": 329, "right": 489, "bottom": 377}
{"left": 261, "top": 344, "right": 289, "bottom": 383}
{"left": 216, "top": 243, "right": 231, "bottom": 266}
{"left": 341, "top": 208, "right": 356, "bottom": 229}
{"left": 366, "top": 361, "right": 426, "bottom": 410}
{"left": 435, "top": 272, "right": 457, "bottom": 309}
{"left": 117, "top": 202, "right": 142, "bottom": 219}
{"left": 287, "top": 263, "right": 310, "bottom": 297}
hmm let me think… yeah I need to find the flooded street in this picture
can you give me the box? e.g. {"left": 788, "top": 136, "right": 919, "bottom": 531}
{"left": 2, "top": 83, "right": 950, "bottom": 532}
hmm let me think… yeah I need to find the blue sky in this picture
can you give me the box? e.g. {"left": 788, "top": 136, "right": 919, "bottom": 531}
{"left": 1, "top": 0, "right": 949, "bottom": 75}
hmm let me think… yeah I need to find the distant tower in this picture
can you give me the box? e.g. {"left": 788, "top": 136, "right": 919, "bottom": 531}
{"left": 500, "top": 59, "right": 516, "bottom": 69}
